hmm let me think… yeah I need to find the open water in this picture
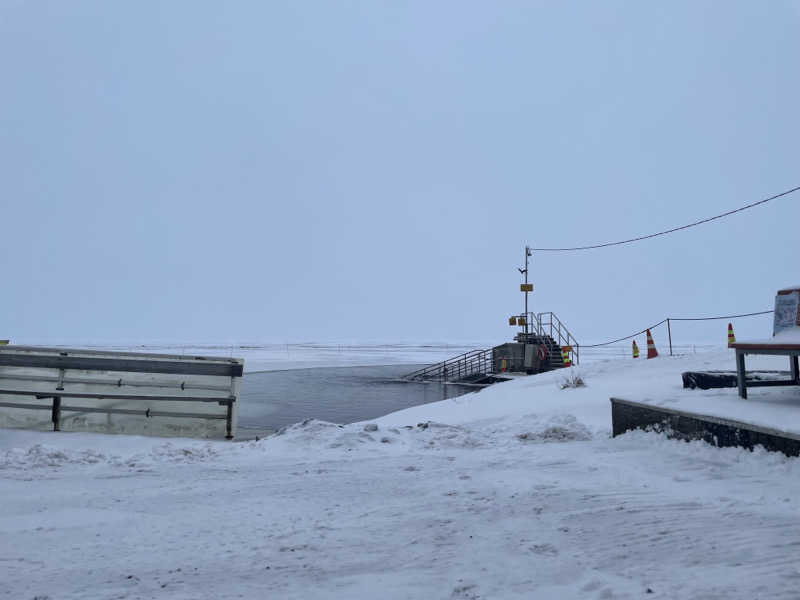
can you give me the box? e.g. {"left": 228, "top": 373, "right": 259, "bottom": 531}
{"left": 237, "top": 364, "right": 476, "bottom": 437}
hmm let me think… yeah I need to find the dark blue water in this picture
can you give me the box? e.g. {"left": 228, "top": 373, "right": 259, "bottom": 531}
{"left": 237, "top": 364, "right": 475, "bottom": 435}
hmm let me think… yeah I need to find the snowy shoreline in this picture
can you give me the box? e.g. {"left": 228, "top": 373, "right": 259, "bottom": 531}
{"left": 3, "top": 349, "right": 800, "bottom": 598}
{"left": 5, "top": 341, "right": 721, "bottom": 373}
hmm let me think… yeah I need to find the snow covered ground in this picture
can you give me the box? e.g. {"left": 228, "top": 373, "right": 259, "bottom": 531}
{"left": 3, "top": 349, "right": 800, "bottom": 599}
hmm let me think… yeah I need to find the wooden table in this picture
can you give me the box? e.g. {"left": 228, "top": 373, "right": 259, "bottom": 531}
{"left": 729, "top": 341, "right": 800, "bottom": 399}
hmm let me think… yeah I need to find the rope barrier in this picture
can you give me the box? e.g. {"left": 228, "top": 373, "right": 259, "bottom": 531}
{"left": 580, "top": 319, "right": 668, "bottom": 348}
{"left": 580, "top": 310, "right": 773, "bottom": 348}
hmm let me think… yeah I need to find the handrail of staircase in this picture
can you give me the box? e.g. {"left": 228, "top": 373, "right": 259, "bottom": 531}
{"left": 536, "top": 312, "right": 580, "bottom": 366}
{"left": 407, "top": 348, "right": 494, "bottom": 382}
{"left": 403, "top": 348, "right": 490, "bottom": 381}
{"left": 511, "top": 311, "right": 579, "bottom": 365}
{"left": 408, "top": 312, "right": 580, "bottom": 380}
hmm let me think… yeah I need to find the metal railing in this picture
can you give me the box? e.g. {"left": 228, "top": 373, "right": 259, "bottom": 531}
{"left": 514, "top": 312, "right": 580, "bottom": 365}
{"left": 0, "top": 346, "right": 243, "bottom": 439}
{"left": 405, "top": 312, "right": 580, "bottom": 382}
{"left": 536, "top": 312, "right": 580, "bottom": 366}
{"left": 404, "top": 348, "right": 494, "bottom": 383}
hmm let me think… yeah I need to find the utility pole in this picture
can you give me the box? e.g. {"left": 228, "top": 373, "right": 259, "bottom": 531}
{"left": 520, "top": 246, "right": 533, "bottom": 335}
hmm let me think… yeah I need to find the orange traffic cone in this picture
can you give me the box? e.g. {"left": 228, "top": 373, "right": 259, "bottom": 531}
{"left": 646, "top": 329, "right": 658, "bottom": 359}
{"left": 727, "top": 323, "right": 736, "bottom": 348}
{"left": 632, "top": 340, "right": 640, "bottom": 359}
{"left": 561, "top": 346, "right": 572, "bottom": 368}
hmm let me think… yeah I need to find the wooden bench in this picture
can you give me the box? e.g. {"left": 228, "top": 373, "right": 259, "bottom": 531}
{"left": 729, "top": 340, "right": 800, "bottom": 399}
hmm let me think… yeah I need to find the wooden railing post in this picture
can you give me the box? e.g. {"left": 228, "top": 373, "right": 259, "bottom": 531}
{"left": 667, "top": 319, "right": 673, "bottom": 356}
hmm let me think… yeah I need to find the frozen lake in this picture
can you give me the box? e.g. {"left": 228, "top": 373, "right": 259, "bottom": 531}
{"left": 237, "top": 364, "right": 476, "bottom": 436}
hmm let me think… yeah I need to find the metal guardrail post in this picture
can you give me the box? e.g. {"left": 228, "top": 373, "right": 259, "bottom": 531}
{"left": 225, "top": 401, "right": 234, "bottom": 440}
{"left": 51, "top": 396, "right": 61, "bottom": 431}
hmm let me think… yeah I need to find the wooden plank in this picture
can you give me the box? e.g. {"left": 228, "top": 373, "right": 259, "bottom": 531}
{"left": 729, "top": 343, "right": 800, "bottom": 352}
{"left": 0, "top": 354, "right": 243, "bottom": 377}
{"left": 744, "top": 379, "right": 798, "bottom": 388}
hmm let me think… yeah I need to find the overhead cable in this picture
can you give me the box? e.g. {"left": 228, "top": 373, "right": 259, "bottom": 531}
{"left": 669, "top": 310, "right": 773, "bottom": 322}
{"left": 532, "top": 185, "right": 800, "bottom": 252}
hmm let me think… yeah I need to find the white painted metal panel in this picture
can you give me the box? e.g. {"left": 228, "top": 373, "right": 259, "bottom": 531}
{"left": 0, "top": 346, "right": 244, "bottom": 439}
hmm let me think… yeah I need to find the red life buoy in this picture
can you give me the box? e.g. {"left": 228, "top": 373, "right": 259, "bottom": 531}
{"left": 537, "top": 344, "right": 548, "bottom": 361}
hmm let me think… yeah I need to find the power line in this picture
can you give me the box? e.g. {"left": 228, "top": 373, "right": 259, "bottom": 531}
{"left": 669, "top": 310, "right": 773, "bottom": 322}
{"left": 532, "top": 185, "right": 800, "bottom": 252}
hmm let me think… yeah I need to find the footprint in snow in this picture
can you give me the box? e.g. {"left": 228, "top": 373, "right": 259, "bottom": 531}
{"left": 451, "top": 583, "right": 480, "bottom": 599}
{"left": 528, "top": 543, "right": 558, "bottom": 556}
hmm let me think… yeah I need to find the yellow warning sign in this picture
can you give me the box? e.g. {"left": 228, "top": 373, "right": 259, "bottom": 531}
{"left": 520, "top": 283, "right": 533, "bottom": 292}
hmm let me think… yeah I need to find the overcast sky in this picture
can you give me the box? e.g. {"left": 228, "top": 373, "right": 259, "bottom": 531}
{"left": 2, "top": 1, "right": 799, "bottom": 346}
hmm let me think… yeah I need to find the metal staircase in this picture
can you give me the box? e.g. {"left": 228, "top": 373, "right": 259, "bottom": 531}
{"left": 404, "top": 348, "right": 494, "bottom": 383}
{"left": 515, "top": 312, "right": 580, "bottom": 366}
{"left": 404, "top": 312, "right": 579, "bottom": 383}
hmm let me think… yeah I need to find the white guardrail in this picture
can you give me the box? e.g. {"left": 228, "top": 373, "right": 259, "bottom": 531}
{"left": 0, "top": 345, "right": 244, "bottom": 439}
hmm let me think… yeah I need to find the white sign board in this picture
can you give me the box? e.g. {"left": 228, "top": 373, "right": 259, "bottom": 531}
{"left": 773, "top": 291, "right": 800, "bottom": 336}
